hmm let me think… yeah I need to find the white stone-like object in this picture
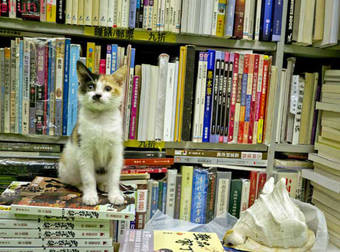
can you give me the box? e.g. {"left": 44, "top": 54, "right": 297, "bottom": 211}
{"left": 223, "top": 177, "right": 315, "bottom": 250}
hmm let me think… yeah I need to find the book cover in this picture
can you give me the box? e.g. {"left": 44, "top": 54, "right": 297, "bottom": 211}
{"left": 190, "top": 169, "right": 208, "bottom": 224}
{"left": 214, "top": 171, "right": 231, "bottom": 217}
{"left": 233, "top": 0, "right": 245, "bottom": 39}
{"left": 261, "top": 0, "right": 274, "bottom": 41}
{"left": 174, "top": 173, "right": 182, "bottom": 219}
{"left": 272, "top": 0, "right": 283, "bottom": 41}
{"left": 62, "top": 39, "right": 71, "bottom": 136}
{"left": 1, "top": 177, "right": 136, "bottom": 220}
{"left": 228, "top": 179, "right": 242, "bottom": 218}
{"left": 179, "top": 166, "right": 193, "bottom": 221}
{"left": 165, "top": 169, "right": 177, "bottom": 218}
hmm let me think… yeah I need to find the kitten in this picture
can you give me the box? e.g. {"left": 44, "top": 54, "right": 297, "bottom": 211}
{"left": 58, "top": 60, "right": 127, "bottom": 206}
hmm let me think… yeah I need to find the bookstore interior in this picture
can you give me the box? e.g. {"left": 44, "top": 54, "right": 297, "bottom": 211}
{"left": 0, "top": 0, "right": 340, "bottom": 251}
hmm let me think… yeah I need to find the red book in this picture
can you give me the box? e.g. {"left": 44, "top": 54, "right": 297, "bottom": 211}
{"left": 248, "top": 54, "right": 260, "bottom": 143}
{"left": 99, "top": 59, "right": 106, "bottom": 74}
{"left": 262, "top": 58, "right": 272, "bottom": 143}
{"left": 248, "top": 171, "right": 258, "bottom": 207}
{"left": 121, "top": 167, "right": 168, "bottom": 174}
{"left": 124, "top": 158, "right": 174, "bottom": 166}
{"left": 233, "top": 0, "right": 246, "bottom": 39}
{"left": 135, "top": 184, "right": 148, "bottom": 229}
{"left": 227, "top": 53, "right": 240, "bottom": 143}
{"left": 256, "top": 172, "right": 267, "bottom": 198}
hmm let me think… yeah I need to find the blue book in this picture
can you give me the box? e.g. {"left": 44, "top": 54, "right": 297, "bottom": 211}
{"left": 202, "top": 50, "right": 216, "bottom": 142}
{"left": 150, "top": 182, "right": 159, "bottom": 219}
{"left": 129, "top": 0, "right": 137, "bottom": 29}
{"left": 62, "top": 39, "right": 71, "bottom": 136}
{"left": 18, "top": 40, "right": 24, "bottom": 134}
{"left": 190, "top": 169, "right": 208, "bottom": 224}
{"left": 261, "top": 0, "right": 274, "bottom": 41}
{"left": 161, "top": 182, "right": 167, "bottom": 213}
{"left": 67, "top": 44, "right": 80, "bottom": 136}
{"left": 224, "top": 0, "right": 236, "bottom": 37}
{"left": 272, "top": 0, "right": 283, "bottom": 41}
{"left": 111, "top": 44, "right": 118, "bottom": 73}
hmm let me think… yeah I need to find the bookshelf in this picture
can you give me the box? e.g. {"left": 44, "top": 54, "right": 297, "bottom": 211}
{"left": 0, "top": 2, "right": 339, "bottom": 175}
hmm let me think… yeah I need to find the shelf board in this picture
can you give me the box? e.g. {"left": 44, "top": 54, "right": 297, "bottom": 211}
{"left": 0, "top": 17, "right": 276, "bottom": 51}
{"left": 273, "top": 143, "right": 314, "bottom": 153}
{"left": 0, "top": 134, "right": 69, "bottom": 144}
{"left": 165, "top": 142, "right": 268, "bottom": 151}
{"left": 202, "top": 163, "right": 266, "bottom": 172}
{"left": 284, "top": 44, "right": 340, "bottom": 58}
{"left": 302, "top": 169, "right": 340, "bottom": 194}
{"left": 316, "top": 102, "right": 340, "bottom": 112}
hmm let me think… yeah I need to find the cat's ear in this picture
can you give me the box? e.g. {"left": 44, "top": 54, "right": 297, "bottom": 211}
{"left": 77, "top": 60, "right": 94, "bottom": 85}
{"left": 112, "top": 65, "right": 128, "bottom": 86}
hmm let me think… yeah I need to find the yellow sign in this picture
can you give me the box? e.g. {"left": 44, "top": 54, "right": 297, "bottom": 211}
{"left": 124, "top": 140, "right": 165, "bottom": 149}
{"left": 84, "top": 26, "right": 176, "bottom": 43}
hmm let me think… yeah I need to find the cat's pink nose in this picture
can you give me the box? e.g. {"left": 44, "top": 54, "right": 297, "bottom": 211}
{"left": 93, "top": 94, "right": 102, "bottom": 101}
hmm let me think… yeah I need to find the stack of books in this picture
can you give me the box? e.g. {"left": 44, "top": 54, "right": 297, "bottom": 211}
{"left": 301, "top": 69, "right": 340, "bottom": 248}
{"left": 286, "top": 0, "right": 340, "bottom": 47}
{"left": 0, "top": 177, "right": 136, "bottom": 250}
{"left": 276, "top": 57, "right": 319, "bottom": 145}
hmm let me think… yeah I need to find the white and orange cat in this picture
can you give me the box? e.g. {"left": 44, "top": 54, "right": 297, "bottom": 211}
{"left": 58, "top": 61, "right": 127, "bottom": 205}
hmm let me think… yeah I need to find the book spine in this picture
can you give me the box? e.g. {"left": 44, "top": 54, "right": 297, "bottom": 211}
{"left": 165, "top": 169, "right": 177, "bottom": 218}
{"left": 17, "top": 39, "right": 23, "bottom": 134}
{"left": 174, "top": 174, "right": 182, "bottom": 219}
{"left": 210, "top": 51, "right": 220, "bottom": 143}
{"left": 71, "top": 0, "right": 78, "bottom": 24}
{"left": 4, "top": 47, "right": 11, "bottom": 133}
{"left": 46, "top": 0, "right": 56, "bottom": 22}
{"left": 179, "top": 166, "right": 193, "bottom": 221}
{"left": 43, "top": 238, "right": 114, "bottom": 247}
{"left": 257, "top": 56, "right": 270, "bottom": 143}
{"left": 173, "top": 0, "right": 181, "bottom": 33}
{"left": 10, "top": 40, "right": 16, "bottom": 133}
{"left": 256, "top": 172, "right": 267, "bottom": 198}
{"left": 65, "top": 0, "right": 73, "bottom": 24}
{"left": 41, "top": 220, "right": 110, "bottom": 230}
{"left": 190, "top": 169, "right": 208, "bottom": 224}
{"left": 129, "top": 0, "right": 136, "bottom": 28}
{"left": 0, "top": 219, "right": 38, "bottom": 229}
{"left": 253, "top": 55, "right": 264, "bottom": 144}
{"left": 77, "top": 0, "right": 84, "bottom": 25}
{"left": 292, "top": 76, "right": 303, "bottom": 145}
{"left": 224, "top": 0, "right": 236, "bottom": 37}
{"left": 205, "top": 171, "right": 216, "bottom": 222}
{"left": 49, "top": 40, "right": 56, "bottom": 136}
{"left": 216, "top": 53, "right": 225, "bottom": 142}
{"left": 125, "top": 48, "right": 136, "bottom": 140}
{"left": 248, "top": 54, "right": 259, "bottom": 143}
{"left": 227, "top": 53, "right": 239, "bottom": 143}
{"left": 83, "top": 0, "right": 92, "bottom": 25}
{"left": 248, "top": 170, "right": 258, "bottom": 207}
{"left": 56, "top": 0, "right": 65, "bottom": 23}
{"left": 92, "top": 0, "right": 99, "bottom": 25}
{"left": 35, "top": 40, "right": 45, "bottom": 135}
{"left": 228, "top": 179, "right": 242, "bottom": 218}
{"left": 142, "top": 0, "right": 149, "bottom": 29}
{"left": 161, "top": 181, "right": 167, "bottom": 213}
{"left": 150, "top": 181, "right": 159, "bottom": 219}
{"left": 224, "top": 53, "right": 233, "bottom": 142}
{"left": 0, "top": 142, "right": 60, "bottom": 152}
{"left": 219, "top": 52, "right": 228, "bottom": 143}
{"left": 121, "top": 0, "right": 130, "bottom": 28}
{"left": 16, "top": 0, "right": 22, "bottom": 18}
{"left": 135, "top": 0, "right": 141, "bottom": 27}
{"left": 198, "top": 53, "right": 208, "bottom": 142}
{"left": 0, "top": 49, "right": 4, "bottom": 133}
{"left": 99, "top": 0, "right": 107, "bottom": 26}
{"left": 105, "top": 45, "right": 112, "bottom": 75}
{"left": 243, "top": 54, "right": 254, "bottom": 143}
{"left": 86, "top": 42, "right": 95, "bottom": 73}
{"left": 242, "top": 0, "right": 250, "bottom": 39}
{"left": 122, "top": 167, "right": 168, "bottom": 174}
{"left": 128, "top": 76, "right": 140, "bottom": 140}
{"left": 285, "top": 0, "right": 295, "bottom": 44}
{"left": 271, "top": 0, "right": 283, "bottom": 41}
{"left": 43, "top": 42, "right": 49, "bottom": 135}
{"left": 214, "top": 172, "right": 230, "bottom": 217}
{"left": 240, "top": 179, "right": 250, "bottom": 214}
{"left": 216, "top": 0, "right": 226, "bottom": 36}
{"left": 233, "top": 54, "right": 243, "bottom": 142}
{"left": 28, "top": 41, "right": 36, "bottom": 134}
{"left": 254, "top": 0, "right": 262, "bottom": 40}
{"left": 261, "top": 0, "right": 273, "bottom": 41}
{"left": 62, "top": 39, "right": 70, "bottom": 136}
{"left": 237, "top": 54, "right": 248, "bottom": 143}
{"left": 41, "top": 0, "right": 47, "bottom": 21}
{"left": 8, "top": 0, "right": 15, "bottom": 18}
{"left": 135, "top": 184, "right": 148, "bottom": 229}
{"left": 164, "top": 0, "right": 170, "bottom": 31}
{"left": 0, "top": 238, "right": 43, "bottom": 247}
{"left": 55, "top": 39, "right": 64, "bottom": 136}
{"left": 157, "top": 181, "right": 163, "bottom": 211}
{"left": 1, "top": 0, "right": 9, "bottom": 17}
{"left": 233, "top": 0, "right": 245, "bottom": 38}
{"left": 202, "top": 50, "right": 215, "bottom": 142}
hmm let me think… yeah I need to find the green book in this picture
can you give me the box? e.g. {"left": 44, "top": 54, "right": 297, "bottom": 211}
{"left": 158, "top": 181, "right": 163, "bottom": 211}
{"left": 179, "top": 166, "right": 194, "bottom": 221}
{"left": 228, "top": 179, "right": 243, "bottom": 218}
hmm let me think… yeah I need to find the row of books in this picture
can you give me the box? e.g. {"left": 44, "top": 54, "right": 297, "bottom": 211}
{"left": 285, "top": 0, "right": 340, "bottom": 48}
{"left": 1, "top": 0, "right": 286, "bottom": 42}
{"left": 275, "top": 57, "right": 319, "bottom": 145}
{"left": 304, "top": 69, "right": 340, "bottom": 248}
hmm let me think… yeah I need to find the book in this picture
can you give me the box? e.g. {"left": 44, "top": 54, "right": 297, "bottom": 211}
{"left": 174, "top": 174, "right": 182, "bottom": 219}
{"left": 179, "top": 165, "right": 193, "bottom": 221}
{"left": 214, "top": 171, "right": 231, "bottom": 217}
{"left": 228, "top": 179, "right": 242, "bottom": 218}
{"left": 205, "top": 169, "right": 216, "bottom": 222}
{"left": 135, "top": 183, "right": 148, "bottom": 229}
{"left": 272, "top": 0, "right": 283, "bottom": 41}
{"left": 190, "top": 169, "right": 208, "bottom": 224}
{"left": 261, "top": 0, "right": 273, "bottom": 41}
{"left": 225, "top": 0, "right": 236, "bottom": 37}
{"left": 233, "top": 0, "right": 245, "bottom": 39}
{"left": 165, "top": 169, "right": 177, "bottom": 218}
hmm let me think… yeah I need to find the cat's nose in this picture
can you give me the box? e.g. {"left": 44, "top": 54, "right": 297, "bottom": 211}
{"left": 93, "top": 94, "right": 102, "bottom": 101}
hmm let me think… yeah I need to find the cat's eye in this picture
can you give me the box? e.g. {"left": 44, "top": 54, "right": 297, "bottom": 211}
{"left": 105, "top": 86, "right": 112, "bottom": 92}
{"left": 88, "top": 84, "right": 95, "bottom": 90}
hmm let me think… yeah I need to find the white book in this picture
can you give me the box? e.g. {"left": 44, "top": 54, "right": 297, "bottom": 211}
{"left": 107, "top": 0, "right": 114, "bottom": 27}
{"left": 192, "top": 53, "right": 204, "bottom": 142}
{"left": 292, "top": 76, "right": 304, "bottom": 145}
{"left": 163, "top": 63, "right": 176, "bottom": 141}
{"left": 180, "top": 0, "right": 188, "bottom": 32}
{"left": 165, "top": 0, "right": 171, "bottom": 31}
{"left": 171, "top": 60, "right": 180, "bottom": 140}
{"left": 153, "top": 0, "right": 159, "bottom": 30}
{"left": 15, "top": 39, "right": 20, "bottom": 134}
{"left": 318, "top": 0, "right": 340, "bottom": 48}
{"left": 106, "top": 47, "right": 112, "bottom": 75}
{"left": 155, "top": 54, "right": 169, "bottom": 140}
{"left": 65, "top": 0, "right": 73, "bottom": 24}
{"left": 71, "top": 0, "right": 79, "bottom": 24}
{"left": 168, "top": 0, "right": 175, "bottom": 31}
{"left": 22, "top": 40, "right": 30, "bottom": 135}
{"left": 117, "top": 0, "right": 123, "bottom": 27}
{"left": 296, "top": 0, "right": 306, "bottom": 43}
{"left": 84, "top": 0, "right": 93, "bottom": 25}
{"left": 166, "top": 169, "right": 178, "bottom": 218}
{"left": 137, "top": 64, "right": 150, "bottom": 141}
{"left": 276, "top": 69, "right": 287, "bottom": 143}
{"left": 9, "top": 0, "right": 16, "bottom": 18}
{"left": 198, "top": 0, "right": 206, "bottom": 34}
{"left": 247, "top": 0, "right": 256, "bottom": 40}
{"left": 121, "top": 0, "right": 130, "bottom": 28}
{"left": 211, "top": 0, "right": 219, "bottom": 35}
{"left": 240, "top": 179, "right": 250, "bottom": 215}
{"left": 113, "top": 0, "right": 118, "bottom": 27}
{"left": 243, "top": 0, "right": 251, "bottom": 39}
{"left": 146, "top": 66, "right": 159, "bottom": 141}
{"left": 92, "top": 0, "right": 99, "bottom": 26}
{"left": 173, "top": 0, "right": 182, "bottom": 33}
{"left": 187, "top": 0, "right": 196, "bottom": 33}
{"left": 254, "top": 0, "right": 262, "bottom": 40}
{"left": 78, "top": 0, "right": 85, "bottom": 25}
{"left": 159, "top": 0, "right": 166, "bottom": 31}
{"left": 300, "top": 0, "right": 316, "bottom": 45}
{"left": 194, "top": 0, "right": 201, "bottom": 34}
{"left": 203, "top": 0, "right": 213, "bottom": 35}
{"left": 198, "top": 53, "right": 208, "bottom": 142}
{"left": 99, "top": 0, "right": 108, "bottom": 26}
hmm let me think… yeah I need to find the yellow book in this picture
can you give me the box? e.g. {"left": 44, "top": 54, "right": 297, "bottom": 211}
{"left": 216, "top": 0, "right": 227, "bottom": 37}
{"left": 94, "top": 45, "right": 101, "bottom": 74}
{"left": 46, "top": 0, "right": 57, "bottom": 22}
{"left": 92, "top": 0, "right": 99, "bottom": 26}
{"left": 86, "top": 42, "right": 96, "bottom": 73}
{"left": 78, "top": 0, "right": 85, "bottom": 25}
{"left": 177, "top": 46, "right": 187, "bottom": 142}
{"left": 179, "top": 165, "right": 193, "bottom": 221}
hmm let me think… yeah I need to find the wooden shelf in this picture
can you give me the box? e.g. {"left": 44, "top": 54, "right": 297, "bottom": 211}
{"left": 0, "top": 17, "right": 276, "bottom": 51}
{"left": 273, "top": 143, "right": 314, "bottom": 153}
{"left": 284, "top": 44, "right": 340, "bottom": 58}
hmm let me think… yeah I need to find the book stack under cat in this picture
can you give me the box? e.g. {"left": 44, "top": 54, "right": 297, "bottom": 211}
{"left": 0, "top": 178, "right": 136, "bottom": 252}
{"left": 301, "top": 69, "right": 340, "bottom": 248}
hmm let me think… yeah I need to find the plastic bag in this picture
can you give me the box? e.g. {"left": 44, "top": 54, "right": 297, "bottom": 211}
{"left": 145, "top": 200, "right": 328, "bottom": 251}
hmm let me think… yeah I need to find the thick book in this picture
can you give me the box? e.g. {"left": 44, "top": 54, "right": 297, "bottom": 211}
{"left": 228, "top": 179, "right": 242, "bottom": 218}
{"left": 1, "top": 177, "right": 135, "bottom": 220}
{"left": 190, "top": 169, "right": 208, "bottom": 224}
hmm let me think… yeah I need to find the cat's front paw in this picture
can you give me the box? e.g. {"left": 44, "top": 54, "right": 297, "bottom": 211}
{"left": 82, "top": 192, "right": 99, "bottom": 205}
{"left": 109, "top": 193, "right": 125, "bottom": 205}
